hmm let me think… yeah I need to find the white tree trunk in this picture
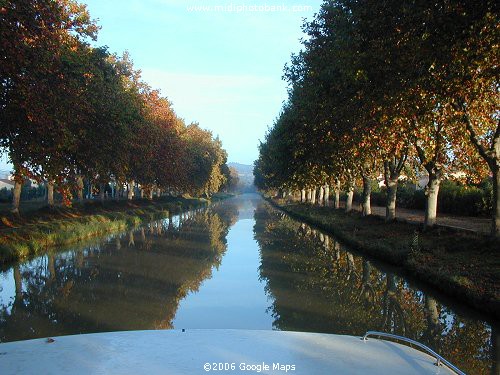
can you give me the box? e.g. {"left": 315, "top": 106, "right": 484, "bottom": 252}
{"left": 11, "top": 180, "right": 22, "bottom": 214}
{"left": 127, "top": 180, "right": 135, "bottom": 200}
{"left": 346, "top": 188, "right": 354, "bottom": 212}
{"left": 424, "top": 175, "right": 441, "bottom": 229}
{"left": 345, "top": 177, "right": 354, "bottom": 213}
{"left": 311, "top": 188, "right": 316, "bottom": 204}
{"left": 362, "top": 175, "right": 372, "bottom": 216}
{"left": 318, "top": 186, "right": 324, "bottom": 205}
{"left": 324, "top": 185, "right": 330, "bottom": 206}
{"left": 301, "top": 189, "right": 306, "bottom": 202}
{"left": 334, "top": 179, "right": 341, "bottom": 209}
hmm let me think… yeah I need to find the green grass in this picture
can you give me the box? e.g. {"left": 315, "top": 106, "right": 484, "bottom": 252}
{"left": 270, "top": 198, "right": 500, "bottom": 318}
{"left": 0, "top": 195, "right": 220, "bottom": 264}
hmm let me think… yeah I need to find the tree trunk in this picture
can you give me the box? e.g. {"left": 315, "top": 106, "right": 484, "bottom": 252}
{"left": 311, "top": 188, "right": 316, "bottom": 204}
{"left": 11, "top": 180, "right": 22, "bottom": 214}
{"left": 334, "top": 179, "right": 341, "bottom": 209}
{"left": 157, "top": 187, "right": 162, "bottom": 198}
{"left": 48, "top": 254, "right": 56, "bottom": 283}
{"left": 128, "top": 230, "right": 135, "bottom": 247}
{"left": 345, "top": 177, "right": 354, "bottom": 213}
{"left": 14, "top": 265, "right": 22, "bottom": 300}
{"left": 346, "top": 189, "right": 354, "bottom": 212}
{"left": 318, "top": 186, "right": 324, "bottom": 205}
{"left": 383, "top": 154, "right": 407, "bottom": 221}
{"left": 385, "top": 178, "right": 398, "bottom": 221}
{"left": 47, "top": 182, "right": 54, "bottom": 207}
{"left": 324, "top": 185, "right": 330, "bottom": 206}
{"left": 148, "top": 186, "right": 153, "bottom": 200}
{"left": 140, "top": 188, "right": 144, "bottom": 199}
{"left": 301, "top": 189, "right": 306, "bottom": 202}
{"left": 425, "top": 296, "right": 440, "bottom": 333}
{"left": 424, "top": 174, "right": 441, "bottom": 229}
{"left": 76, "top": 176, "right": 84, "bottom": 202}
{"left": 334, "top": 241, "right": 341, "bottom": 260}
{"left": 324, "top": 235, "right": 330, "bottom": 251}
{"left": 362, "top": 175, "right": 372, "bottom": 216}
{"left": 127, "top": 180, "right": 134, "bottom": 200}
{"left": 99, "top": 183, "right": 105, "bottom": 201}
{"left": 307, "top": 189, "right": 312, "bottom": 202}
{"left": 422, "top": 295, "right": 441, "bottom": 348}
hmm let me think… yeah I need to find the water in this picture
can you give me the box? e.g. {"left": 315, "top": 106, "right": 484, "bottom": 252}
{"left": 0, "top": 194, "right": 497, "bottom": 373}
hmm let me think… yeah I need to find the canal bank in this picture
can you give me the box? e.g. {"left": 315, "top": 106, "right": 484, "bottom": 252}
{"left": 0, "top": 195, "right": 231, "bottom": 265}
{"left": 267, "top": 197, "right": 499, "bottom": 320}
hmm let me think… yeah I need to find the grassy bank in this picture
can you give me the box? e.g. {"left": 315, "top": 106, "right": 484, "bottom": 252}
{"left": 268, "top": 198, "right": 499, "bottom": 319}
{"left": 0, "top": 194, "right": 231, "bottom": 264}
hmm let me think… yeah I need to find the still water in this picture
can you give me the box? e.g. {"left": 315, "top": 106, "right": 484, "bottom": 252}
{"left": 0, "top": 194, "right": 497, "bottom": 373}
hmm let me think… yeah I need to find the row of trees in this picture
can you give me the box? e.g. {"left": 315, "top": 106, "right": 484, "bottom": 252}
{"left": 1, "top": 0, "right": 231, "bottom": 213}
{"left": 254, "top": 0, "right": 499, "bottom": 236}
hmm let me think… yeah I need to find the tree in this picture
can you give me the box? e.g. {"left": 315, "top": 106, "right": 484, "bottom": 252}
{"left": 0, "top": 0, "right": 97, "bottom": 211}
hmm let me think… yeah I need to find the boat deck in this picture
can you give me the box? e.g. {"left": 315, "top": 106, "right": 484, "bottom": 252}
{"left": 0, "top": 329, "right": 455, "bottom": 374}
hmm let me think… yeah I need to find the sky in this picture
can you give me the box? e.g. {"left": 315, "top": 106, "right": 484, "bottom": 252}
{"left": 0, "top": 0, "right": 321, "bottom": 175}
{"left": 83, "top": 0, "right": 320, "bottom": 165}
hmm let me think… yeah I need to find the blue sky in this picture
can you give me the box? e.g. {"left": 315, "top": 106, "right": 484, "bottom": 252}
{"left": 85, "top": 0, "right": 319, "bottom": 165}
{"left": 0, "top": 0, "right": 320, "bottom": 174}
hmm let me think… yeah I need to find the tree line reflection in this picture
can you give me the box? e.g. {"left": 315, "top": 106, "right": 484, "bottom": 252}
{"left": 0, "top": 202, "right": 238, "bottom": 342}
{"left": 254, "top": 204, "right": 497, "bottom": 374}
{"left": 0, "top": 197, "right": 496, "bottom": 374}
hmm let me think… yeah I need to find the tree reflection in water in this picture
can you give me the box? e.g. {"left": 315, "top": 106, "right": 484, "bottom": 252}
{"left": 0, "top": 202, "right": 238, "bottom": 343}
{"left": 0, "top": 198, "right": 496, "bottom": 374}
{"left": 254, "top": 204, "right": 496, "bottom": 374}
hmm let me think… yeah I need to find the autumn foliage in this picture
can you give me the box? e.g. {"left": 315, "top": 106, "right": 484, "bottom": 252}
{"left": 255, "top": 0, "right": 499, "bottom": 237}
{"left": 0, "top": 0, "right": 230, "bottom": 211}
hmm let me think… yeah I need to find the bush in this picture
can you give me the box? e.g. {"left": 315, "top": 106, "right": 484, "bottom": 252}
{"left": 437, "top": 180, "right": 491, "bottom": 216}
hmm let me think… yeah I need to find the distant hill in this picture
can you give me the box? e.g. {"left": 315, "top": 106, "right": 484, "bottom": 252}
{"left": 228, "top": 162, "right": 255, "bottom": 192}
{"left": 228, "top": 162, "right": 253, "bottom": 174}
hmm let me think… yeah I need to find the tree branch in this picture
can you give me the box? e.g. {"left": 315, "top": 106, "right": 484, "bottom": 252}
{"left": 463, "top": 111, "right": 492, "bottom": 164}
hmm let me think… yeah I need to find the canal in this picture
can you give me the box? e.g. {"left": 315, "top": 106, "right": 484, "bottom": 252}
{"left": 0, "top": 194, "right": 497, "bottom": 373}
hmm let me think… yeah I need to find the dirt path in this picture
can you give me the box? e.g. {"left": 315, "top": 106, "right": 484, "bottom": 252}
{"left": 343, "top": 203, "right": 491, "bottom": 234}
